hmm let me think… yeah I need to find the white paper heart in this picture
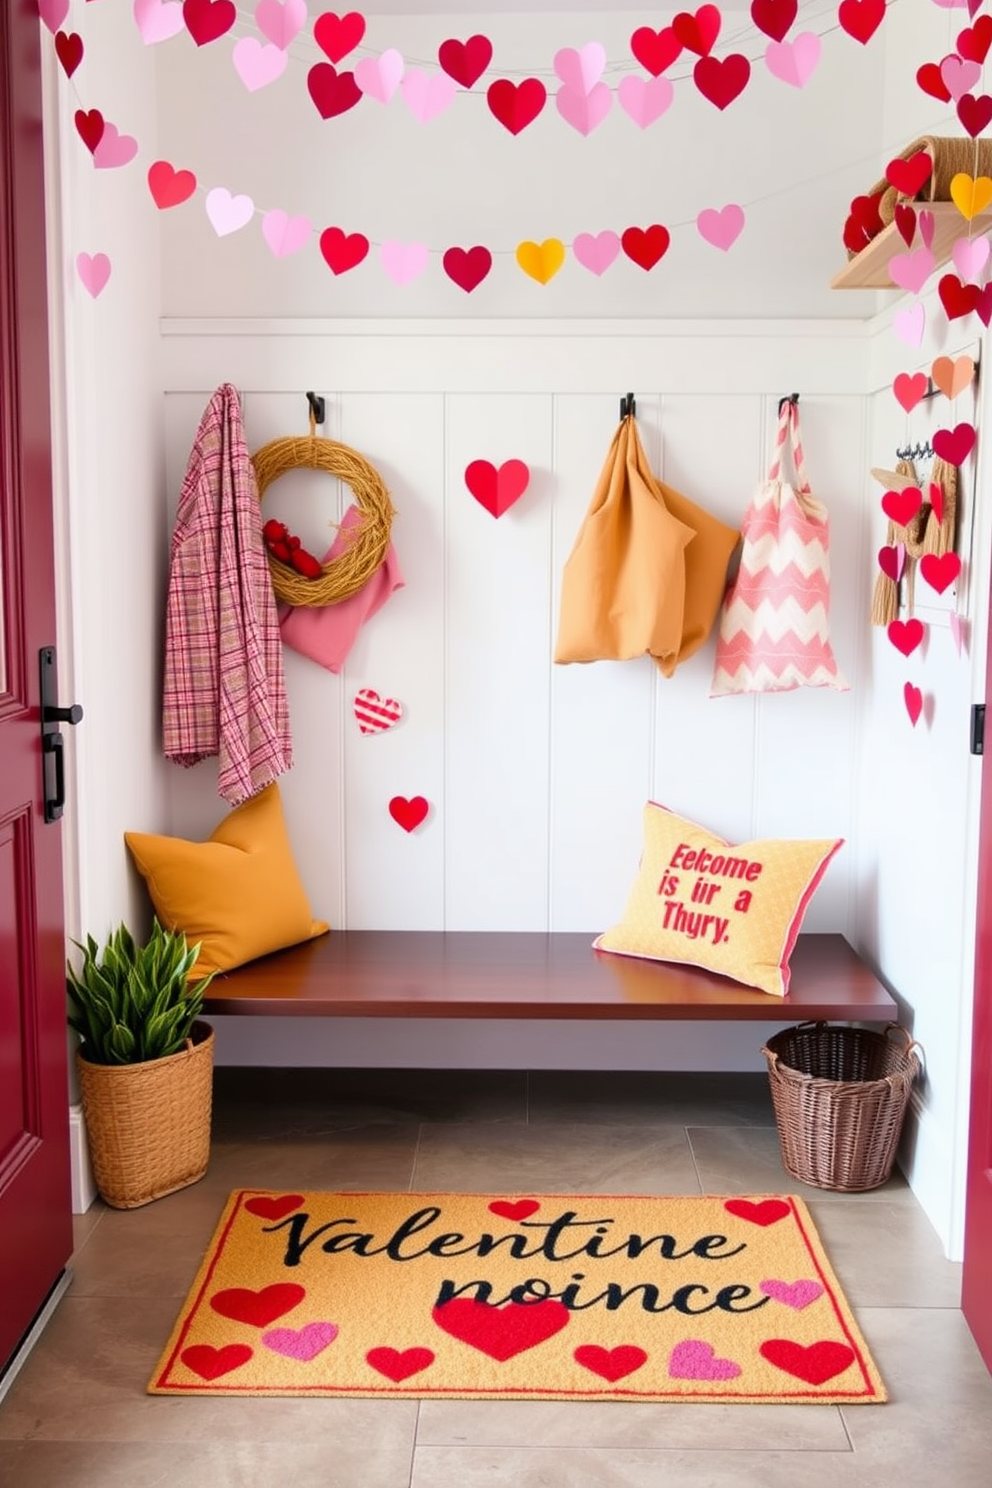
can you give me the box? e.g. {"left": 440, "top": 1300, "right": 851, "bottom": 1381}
{"left": 205, "top": 187, "right": 255, "bottom": 237}
{"left": 233, "top": 37, "right": 288, "bottom": 91}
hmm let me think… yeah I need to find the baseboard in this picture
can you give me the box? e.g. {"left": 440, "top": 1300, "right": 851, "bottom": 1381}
{"left": 69, "top": 1103, "right": 97, "bottom": 1214}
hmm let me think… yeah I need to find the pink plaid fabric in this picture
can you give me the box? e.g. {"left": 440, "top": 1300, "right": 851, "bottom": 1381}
{"left": 162, "top": 384, "right": 293, "bottom": 804}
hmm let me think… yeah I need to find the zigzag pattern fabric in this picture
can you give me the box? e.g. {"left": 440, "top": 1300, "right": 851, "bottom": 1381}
{"left": 711, "top": 401, "right": 847, "bottom": 696}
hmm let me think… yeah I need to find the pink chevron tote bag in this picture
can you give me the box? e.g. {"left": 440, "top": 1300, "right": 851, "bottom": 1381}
{"left": 711, "top": 399, "right": 848, "bottom": 695}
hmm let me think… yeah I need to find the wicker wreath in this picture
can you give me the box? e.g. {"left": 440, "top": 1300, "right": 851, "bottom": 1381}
{"left": 252, "top": 425, "right": 395, "bottom": 608}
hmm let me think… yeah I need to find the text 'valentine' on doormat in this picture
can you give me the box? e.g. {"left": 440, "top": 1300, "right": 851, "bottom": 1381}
{"left": 148, "top": 1190, "right": 887, "bottom": 1403}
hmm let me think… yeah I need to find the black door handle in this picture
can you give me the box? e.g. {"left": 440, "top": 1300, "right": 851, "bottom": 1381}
{"left": 39, "top": 647, "right": 83, "bottom": 823}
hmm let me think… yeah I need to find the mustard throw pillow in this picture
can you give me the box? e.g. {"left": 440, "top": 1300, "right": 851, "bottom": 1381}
{"left": 595, "top": 803, "right": 843, "bottom": 997}
{"left": 125, "top": 783, "right": 329, "bottom": 979}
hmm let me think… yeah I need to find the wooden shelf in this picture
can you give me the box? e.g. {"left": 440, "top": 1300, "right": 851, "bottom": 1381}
{"left": 831, "top": 201, "right": 992, "bottom": 289}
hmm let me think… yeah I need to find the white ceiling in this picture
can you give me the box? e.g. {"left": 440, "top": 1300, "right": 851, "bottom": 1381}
{"left": 359, "top": 3, "right": 749, "bottom": 12}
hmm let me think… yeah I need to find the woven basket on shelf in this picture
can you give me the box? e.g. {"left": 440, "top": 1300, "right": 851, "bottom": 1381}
{"left": 77, "top": 1021, "right": 214, "bottom": 1209}
{"left": 847, "top": 135, "right": 992, "bottom": 258}
{"left": 761, "top": 1022, "right": 922, "bottom": 1193}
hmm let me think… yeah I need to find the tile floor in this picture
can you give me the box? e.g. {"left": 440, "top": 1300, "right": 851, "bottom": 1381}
{"left": 1, "top": 1067, "right": 991, "bottom": 1487}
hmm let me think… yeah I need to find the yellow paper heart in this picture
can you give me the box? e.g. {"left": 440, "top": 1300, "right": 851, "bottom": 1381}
{"left": 515, "top": 238, "right": 566, "bottom": 284}
{"left": 950, "top": 172, "right": 992, "bottom": 221}
{"left": 931, "top": 354, "right": 975, "bottom": 401}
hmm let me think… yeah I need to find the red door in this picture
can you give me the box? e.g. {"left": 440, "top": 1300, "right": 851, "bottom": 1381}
{"left": 0, "top": 3, "right": 74, "bottom": 1375}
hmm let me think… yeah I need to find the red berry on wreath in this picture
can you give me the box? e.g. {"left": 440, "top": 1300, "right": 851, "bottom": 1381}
{"left": 290, "top": 547, "right": 323, "bottom": 580}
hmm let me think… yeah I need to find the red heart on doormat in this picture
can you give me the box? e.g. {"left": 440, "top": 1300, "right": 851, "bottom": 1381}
{"left": 181, "top": 1343, "right": 253, "bottom": 1380}
{"left": 465, "top": 459, "right": 530, "bottom": 517}
{"left": 443, "top": 245, "right": 493, "bottom": 293}
{"left": 389, "top": 795, "right": 429, "bottom": 832}
{"left": 887, "top": 618, "right": 925, "bottom": 657}
{"left": 489, "top": 1199, "right": 541, "bottom": 1221}
{"left": 881, "top": 485, "right": 923, "bottom": 527}
{"left": 244, "top": 1193, "right": 305, "bottom": 1221}
{"left": 760, "top": 1338, "right": 856, "bottom": 1385}
{"left": 307, "top": 63, "right": 362, "bottom": 119}
{"left": 574, "top": 1344, "right": 648, "bottom": 1382}
{"left": 621, "top": 224, "right": 670, "bottom": 270}
{"left": 366, "top": 1346, "right": 435, "bottom": 1382}
{"left": 920, "top": 551, "right": 962, "bottom": 594}
{"left": 693, "top": 54, "right": 751, "bottom": 110}
{"left": 147, "top": 160, "right": 197, "bottom": 210}
{"left": 433, "top": 1298, "right": 570, "bottom": 1360}
{"left": 486, "top": 77, "right": 547, "bottom": 134}
{"left": 211, "top": 1283, "right": 306, "bottom": 1328}
{"left": 723, "top": 1198, "right": 790, "bottom": 1226}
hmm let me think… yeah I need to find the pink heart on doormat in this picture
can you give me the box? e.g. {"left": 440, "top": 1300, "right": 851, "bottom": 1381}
{"left": 488, "top": 1199, "right": 540, "bottom": 1221}
{"left": 574, "top": 1344, "right": 648, "bottom": 1381}
{"left": 759, "top": 1278, "right": 825, "bottom": 1310}
{"left": 465, "top": 459, "right": 530, "bottom": 517}
{"left": 366, "top": 1346, "right": 435, "bottom": 1381}
{"left": 181, "top": 1343, "right": 253, "bottom": 1380}
{"left": 244, "top": 1193, "right": 305, "bottom": 1221}
{"left": 210, "top": 1283, "right": 306, "bottom": 1328}
{"left": 432, "top": 1298, "right": 570, "bottom": 1360}
{"left": 262, "top": 1322, "right": 338, "bottom": 1361}
{"left": 354, "top": 689, "right": 404, "bottom": 735}
{"left": 389, "top": 796, "right": 429, "bottom": 832}
{"left": 668, "top": 1339, "right": 741, "bottom": 1380}
{"left": 723, "top": 1198, "right": 790, "bottom": 1226}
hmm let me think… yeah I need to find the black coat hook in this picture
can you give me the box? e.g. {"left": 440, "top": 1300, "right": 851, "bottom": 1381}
{"left": 778, "top": 392, "right": 800, "bottom": 416}
{"left": 306, "top": 390, "right": 325, "bottom": 426}
{"left": 619, "top": 392, "right": 636, "bottom": 420}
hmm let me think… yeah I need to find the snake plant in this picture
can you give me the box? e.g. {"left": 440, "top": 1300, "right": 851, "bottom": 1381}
{"left": 67, "top": 919, "right": 213, "bottom": 1066}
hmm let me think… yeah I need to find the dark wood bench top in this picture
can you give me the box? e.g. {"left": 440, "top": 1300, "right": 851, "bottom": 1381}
{"left": 202, "top": 932, "right": 897, "bottom": 1023}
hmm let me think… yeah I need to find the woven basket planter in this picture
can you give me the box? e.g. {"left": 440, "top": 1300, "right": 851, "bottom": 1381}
{"left": 761, "top": 1022, "right": 922, "bottom": 1193}
{"left": 77, "top": 1020, "right": 214, "bottom": 1209}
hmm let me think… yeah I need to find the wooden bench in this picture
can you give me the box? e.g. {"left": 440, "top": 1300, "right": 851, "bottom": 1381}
{"left": 202, "top": 931, "right": 897, "bottom": 1025}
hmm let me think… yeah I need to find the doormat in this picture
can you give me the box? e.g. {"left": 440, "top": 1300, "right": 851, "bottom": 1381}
{"left": 148, "top": 1190, "right": 886, "bottom": 1403}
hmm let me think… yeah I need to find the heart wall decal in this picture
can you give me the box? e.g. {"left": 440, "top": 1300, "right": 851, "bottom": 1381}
{"left": 465, "top": 459, "right": 531, "bottom": 518}
{"left": 389, "top": 796, "right": 430, "bottom": 832}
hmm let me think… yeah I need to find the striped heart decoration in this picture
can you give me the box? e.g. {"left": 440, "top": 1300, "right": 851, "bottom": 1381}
{"left": 353, "top": 689, "right": 404, "bottom": 735}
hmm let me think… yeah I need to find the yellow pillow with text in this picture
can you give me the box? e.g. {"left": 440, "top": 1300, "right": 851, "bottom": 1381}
{"left": 595, "top": 803, "right": 843, "bottom": 997}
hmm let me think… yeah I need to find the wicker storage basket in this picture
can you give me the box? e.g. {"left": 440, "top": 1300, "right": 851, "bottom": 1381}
{"left": 761, "top": 1022, "right": 922, "bottom": 1193}
{"left": 77, "top": 1020, "right": 214, "bottom": 1209}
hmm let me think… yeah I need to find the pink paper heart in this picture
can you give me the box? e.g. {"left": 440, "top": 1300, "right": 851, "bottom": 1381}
{"left": 904, "top": 682, "right": 923, "bottom": 727}
{"left": 696, "top": 203, "right": 745, "bottom": 251}
{"left": 76, "top": 251, "right": 111, "bottom": 298}
{"left": 573, "top": 230, "right": 621, "bottom": 276}
{"left": 133, "top": 0, "right": 185, "bottom": 45}
{"left": 205, "top": 187, "right": 255, "bottom": 237}
{"left": 764, "top": 32, "right": 821, "bottom": 89}
{"left": 616, "top": 74, "right": 674, "bottom": 127}
{"left": 759, "top": 1278, "right": 825, "bottom": 1310}
{"left": 668, "top": 1339, "right": 741, "bottom": 1381}
{"left": 950, "top": 611, "right": 965, "bottom": 655}
{"left": 261, "top": 209, "right": 312, "bottom": 257}
{"left": 888, "top": 246, "right": 937, "bottom": 295}
{"left": 355, "top": 48, "right": 405, "bottom": 103}
{"left": 254, "top": 0, "right": 307, "bottom": 50}
{"left": 952, "top": 234, "right": 990, "bottom": 283}
{"left": 941, "top": 55, "right": 982, "bottom": 100}
{"left": 233, "top": 37, "right": 287, "bottom": 91}
{"left": 39, "top": 0, "right": 70, "bottom": 34}
{"left": 553, "top": 42, "right": 607, "bottom": 95}
{"left": 93, "top": 123, "right": 139, "bottom": 170}
{"left": 555, "top": 81, "right": 612, "bottom": 135}
{"left": 918, "top": 210, "right": 936, "bottom": 251}
{"left": 895, "top": 302, "right": 926, "bottom": 347}
{"left": 262, "top": 1321, "right": 338, "bottom": 1362}
{"left": 379, "top": 239, "right": 429, "bottom": 285}
{"left": 400, "top": 67, "right": 456, "bottom": 122}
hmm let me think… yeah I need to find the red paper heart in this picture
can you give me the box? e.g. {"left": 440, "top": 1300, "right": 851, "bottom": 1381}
{"left": 489, "top": 1199, "right": 541, "bottom": 1221}
{"left": 432, "top": 1298, "right": 570, "bottom": 1360}
{"left": 366, "top": 1346, "right": 435, "bottom": 1382}
{"left": 147, "top": 160, "right": 197, "bottom": 210}
{"left": 389, "top": 795, "right": 429, "bottom": 832}
{"left": 933, "top": 421, "right": 977, "bottom": 465}
{"left": 929, "top": 480, "right": 944, "bottom": 526}
{"left": 978, "top": 284, "right": 992, "bottom": 328}
{"left": 464, "top": 458, "right": 530, "bottom": 518}
{"left": 843, "top": 191, "right": 885, "bottom": 252}
{"left": 438, "top": 34, "right": 493, "bottom": 88}
{"left": 750, "top": 0, "right": 797, "bottom": 42}
{"left": 244, "top": 1193, "right": 306, "bottom": 1221}
{"left": 319, "top": 227, "right": 369, "bottom": 274}
{"left": 958, "top": 92, "right": 992, "bottom": 139}
{"left": 885, "top": 151, "right": 932, "bottom": 199}
{"left": 760, "top": 1338, "right": 856, "bottom": 1385}
{"left": 621, "top": 223, "right": 671, "bottom": 270}
{"left": 74, "top": 108, "right": 104, "bottom": 154}
{"left": 916, "top": 62, "right": 952, "bottom": 104}
{"left": 693, "top": 53, "right": 751, "bottom": 110}
{"left": 673, "top": 5, "right": 722, "bottom": 56}
{"left": 958, "top": 15, "right": 992, "bottom": 64}
{"left": 307, "top": 63, "right": 362, "bottom": 119}
{"left": 838, "top": 0, "right": 885, "bottom": 46}
{"left": 211, "top": 1283, "right": 306, "bottom": 1328}
{"left": 442, "top": 245, "right": 493, "bottom": 292}
{"left": 313, "top": 9, "right": 366, "bottom": 63}
{"left": 877, "top": 545, "right": 903, "bottom": 581}
{"left": 904, "top": 682, "right": 923, "bottom": 727}
{"left": 574, "top": 1344, "right": 648, "bottom": 1382}
{"left": 894, "top": 203, "right": 916, "bottom": 248}
{"left": 182, "top": 0, "right": 236, "bottom": 47}
{"left": 920, "top": 551, "right": 962, "bottom": 594}
{"left": 723, "top": 1198, "right": 790, "bottom": 1227}
{"left": 893, "top": 372, "right": 928, "bottom": 412}
{"left": 887, "top": 618, "right": 925, "bottom": 657}
{"left": 181, "top": 1343, "right": 253, "bottom": 1381}
{"left": 881, "top": 486, "right": 923, "bottom": 527}
{"left": 54, "top": 30, "right": 83, "bottom": 76}
{"left": 630, "top": 26, "right": 682, "bottom": 75}
{"left": 486, "top": 77, "right": 547, "bottom": 134}
{"left": 939, "top": 273, "right": 981, "bottom": 322}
